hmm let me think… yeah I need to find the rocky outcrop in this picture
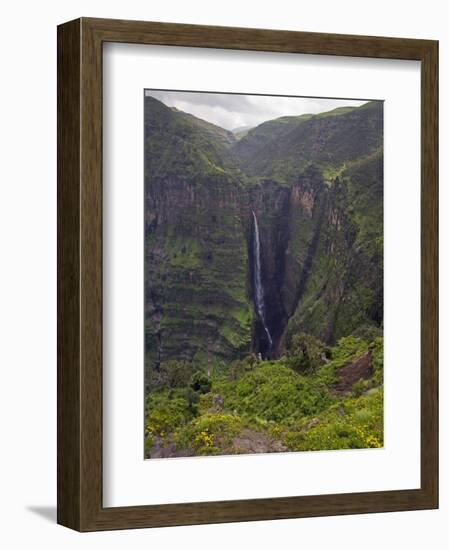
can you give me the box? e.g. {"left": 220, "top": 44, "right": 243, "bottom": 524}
{"left": 232, "top": 428, "right": 287, "bottom": 454}
{"left": 332, "top": 351, "right": 373, "bottom": 395}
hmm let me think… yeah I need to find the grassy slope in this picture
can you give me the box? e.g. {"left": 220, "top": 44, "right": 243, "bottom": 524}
{"left": 145, "top": 96, "right": 240, "bottom": 180}
{"left": 232, "top": 101, "right": 383, "bottom": 182}
{"left": 145, "top": 335, "right": 383, "bottom": 457}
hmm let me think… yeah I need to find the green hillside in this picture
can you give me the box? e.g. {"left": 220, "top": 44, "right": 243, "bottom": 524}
{"left": 145, "top": 334, "right": 383, "bottom": 457}
{"left": 144, "top": 95, "right": 384, "bottom": 456}
{"left": 232, "top": 101, "right": 383, "bottom": 182}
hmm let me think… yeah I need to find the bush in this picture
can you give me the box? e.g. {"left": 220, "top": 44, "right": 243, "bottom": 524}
{"left": 288, "top": 422, "right": 367, "bottom": 450}
{"left": 144, "top": 390, "right": 193, "bottom": 438}
{"left": 352, "top": 378, "right": 370, "bottom": 397}
{"left": 190, "top": 371, "right": 212, "bottom": 394}
{"left": 284, "top": 387, "right": 383, "bottom": 451}
{"left": 175, "top": 413, "right": 243, "bottom": 455}
{"left": 352, "top": 324, "right": 383, "bottom": 342}
{"left": 330, "top": 336, "right": 369, "bottom": 364}
{"left": 217, "top": 363, "right": 332, "bottom": 422}
{"left": 371, "top": 337, "right": 384, "bottom": 386}
{"left": 228, "top": 354, "right": 259, "bottom": 381}
{"left": 146, "top": 360, "right": 194, "bottom": 391}
{"left": 181, "top": 386, "right": 201, "bottom": 414}
{"left": 161, "top": 360, "right": 194, "bottom": 388}
{"left": 285, "top": 332, "right": 329, "bottom": 374}
{"left": 144, "top": 434, "right": 154, "bottom": 458}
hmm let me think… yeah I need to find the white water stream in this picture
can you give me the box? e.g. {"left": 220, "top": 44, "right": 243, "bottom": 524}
{"left": 252, "top": 210, "right": 273, "bottom": 350}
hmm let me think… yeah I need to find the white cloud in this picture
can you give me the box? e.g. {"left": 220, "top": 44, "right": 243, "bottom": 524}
{"left": 145, "top": 89, "right": 370, "bottom": 131}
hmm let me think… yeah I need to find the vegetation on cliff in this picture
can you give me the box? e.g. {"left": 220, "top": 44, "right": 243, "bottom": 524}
{"left": 144, "top": 94, "right": 384, "bottom": 455}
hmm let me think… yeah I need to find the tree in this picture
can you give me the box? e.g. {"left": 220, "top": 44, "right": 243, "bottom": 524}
{"left": 286, "top": 332, "right": 329, "bottom": 374}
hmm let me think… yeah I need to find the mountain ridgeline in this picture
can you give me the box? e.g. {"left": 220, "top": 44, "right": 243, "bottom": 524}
{"left": 144, "top": 96, "right": 383, "bottom": 378}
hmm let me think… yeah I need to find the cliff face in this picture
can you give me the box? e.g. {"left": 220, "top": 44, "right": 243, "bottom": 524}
{"left": 144, "top": 98, "right": 252, "bottom": 375}
{"left": 285, "top": 151, "right": 383, "bottom": 345}
{"left": 144, "top": 96, "right": 383, "bottom": 373}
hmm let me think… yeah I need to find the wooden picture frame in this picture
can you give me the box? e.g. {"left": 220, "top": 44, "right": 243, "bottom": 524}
{"left": 57, "top": 17, "right": 438, "bottom": 531}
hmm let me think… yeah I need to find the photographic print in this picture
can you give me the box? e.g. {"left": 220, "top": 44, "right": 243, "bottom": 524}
{"left": 144, "top": 90, "right": 384, "bottom": 459}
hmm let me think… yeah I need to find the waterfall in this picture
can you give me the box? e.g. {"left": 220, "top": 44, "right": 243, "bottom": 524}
{"left": 252, "top": 211, "right": 273, "bottom": 350}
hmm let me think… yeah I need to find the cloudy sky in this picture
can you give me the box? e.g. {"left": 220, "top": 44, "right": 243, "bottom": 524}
{"left": 145, "top": 89, "right": 369, "bottom": 132}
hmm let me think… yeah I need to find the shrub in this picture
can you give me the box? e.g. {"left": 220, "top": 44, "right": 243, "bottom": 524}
{"left": 180, "top": 386, "right": 201, "bottom": 414}
{"left": 218, "top": 363, "right": 332, "bottom": 422}
{"left": 175, "top": 413, "right": 243, "bottom": 455}
{"left": 228, "top": 354, "right": 259, "bottom": 381}
{"left": 144, "top": 434, "right": 154, "bottom": 458}
{"left": 144, "top": 390, "right": 193, "bottom": 438}
{"left": 146, "top": 360, "right": 194, "bottom": 391}
{"left": 289, "top": 422, "right": 367, "bottom": 450}
{"left": 352, "top": 378, "right": 370, "bottom": 397}
{"left": 371, "top": 337, "right": 384, "bottom": 386}
{"left": 190, "top": 371, "right": 212, "bottom": 394}
{"left": 352, "top": 324, "right": 383, "bottom": 342}
{"left": 285, "top": 332, "right": 329, "bottom": 374}
{"left": 284, "top": 387, "right": 383, "bottom": 451}
{"left": 160, "top": 360, "right": 194, "bottom": 388}
{"left": 330, "top": 336, "right": 369, "bottom": 365}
